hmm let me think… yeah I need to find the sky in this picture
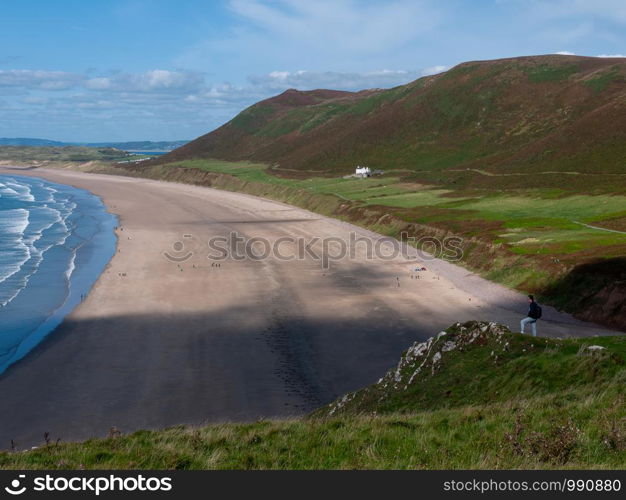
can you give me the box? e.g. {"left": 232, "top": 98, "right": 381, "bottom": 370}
{"left": 1, "top": 0, "right": 625, "bottom": 142}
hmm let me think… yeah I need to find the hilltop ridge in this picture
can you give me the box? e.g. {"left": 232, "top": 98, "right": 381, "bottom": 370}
{"left": 162, "top": 55, "right": 626, "bottom": 179}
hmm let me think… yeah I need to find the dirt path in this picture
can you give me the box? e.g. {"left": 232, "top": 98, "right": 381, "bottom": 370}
{"left": 572, "top": 220, "right": 626, "bottom": 235}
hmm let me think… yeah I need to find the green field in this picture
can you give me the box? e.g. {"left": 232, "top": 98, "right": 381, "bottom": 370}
{"left": 165, "top": 159, "right": 626, "bottom": 258}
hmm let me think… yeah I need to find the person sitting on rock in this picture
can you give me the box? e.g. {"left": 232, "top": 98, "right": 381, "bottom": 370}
{"left": 520, "top": 294, "right": 542, "bottom": 336}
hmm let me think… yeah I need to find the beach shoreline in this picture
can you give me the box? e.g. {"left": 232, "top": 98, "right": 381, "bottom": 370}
{"left": 0, "top": 173, "right": 117, "bottom": 374}
{"left": 0, "top": 165, "right": 620, "bottom": 450}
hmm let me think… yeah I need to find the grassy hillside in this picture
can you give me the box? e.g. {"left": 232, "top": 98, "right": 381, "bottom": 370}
{"left": 315, "top": 321, "right": 625, "bottom": 416}
{"left": 1, "top": 322, "right": 624, "bottom": 469}
{"left": 164, "top": 55, "right": 626, "bottom": 186}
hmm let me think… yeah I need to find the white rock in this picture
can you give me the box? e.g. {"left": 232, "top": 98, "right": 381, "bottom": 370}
{"left": 442, "top": 341, "right": 456, "bottom": 352}
{"left": 586, "top": 345, "right": 606, "bottom": 351}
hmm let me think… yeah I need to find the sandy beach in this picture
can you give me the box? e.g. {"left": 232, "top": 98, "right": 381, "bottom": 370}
{"left": 0, "top": 166, "right": 620, "bottom": 449}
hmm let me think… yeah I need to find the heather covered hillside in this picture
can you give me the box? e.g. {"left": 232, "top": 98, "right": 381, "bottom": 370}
{"left": 164, "top": 55, "right": 626, "bottom": 190}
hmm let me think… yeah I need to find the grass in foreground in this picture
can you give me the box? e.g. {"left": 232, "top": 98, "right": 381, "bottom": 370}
{"left": 0, "top": 393, "right": 623, "bottom": 470}
{"left": 2, "top": 322, "right": 624, "bottom": 470}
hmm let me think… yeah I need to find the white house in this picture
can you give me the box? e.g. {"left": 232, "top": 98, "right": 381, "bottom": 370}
{"left": 355, "top": 165, "right": 371, "bottom": 177}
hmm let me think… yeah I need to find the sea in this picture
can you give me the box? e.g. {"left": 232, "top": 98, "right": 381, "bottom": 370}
{"left": 0, "top": 174, "right": 117, "bottom": 374}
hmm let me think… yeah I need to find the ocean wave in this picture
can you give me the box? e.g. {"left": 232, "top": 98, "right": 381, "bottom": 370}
{"left": 40, "top": 185, "right": 57, "bottom": 203}
{"left": 0, "top": 177, "right": 77, "bottom": 307}
{"left": 0, "top": 208, "right": 30, "bottom": 287}
{"left": 65, "top": 250, "right": 76, "bottom": 281}
{"left": 3, "top": 180, "right": 35, "bottom": 202}
{"left": 0, "top": 185, "right": 19, "bottom": 198}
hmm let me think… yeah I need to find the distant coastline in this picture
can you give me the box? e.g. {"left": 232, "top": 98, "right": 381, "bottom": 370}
{"left": 126, "top": 151, "right": 168, "bottom": 155}
{"left": 0, "top": 138, "right": 188, "bottom": 151}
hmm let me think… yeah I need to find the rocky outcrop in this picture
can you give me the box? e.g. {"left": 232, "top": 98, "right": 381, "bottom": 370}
{"left": 320, "top": 321, "right": 512, "bottom": 416}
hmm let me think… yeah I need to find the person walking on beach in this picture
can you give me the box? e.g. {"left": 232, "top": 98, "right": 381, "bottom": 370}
{"left": 520, "top": 294, "right": 542, "bottom": 336}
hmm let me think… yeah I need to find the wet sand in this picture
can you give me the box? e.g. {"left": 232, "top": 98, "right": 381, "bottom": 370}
{"left": 0, "top": 166, "right": 620, "bottom": 449}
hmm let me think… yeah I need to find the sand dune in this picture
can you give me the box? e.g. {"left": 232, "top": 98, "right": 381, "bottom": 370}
{"left": 0, "top": 166, "right": 619, "bottom": 449}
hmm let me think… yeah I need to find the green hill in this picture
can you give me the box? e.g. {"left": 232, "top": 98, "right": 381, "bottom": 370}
{"left": 164, "top": 55, "right": 626, "bottom": 187}
{"left": 1, "top": 322, "right": 624, "bottom": 469}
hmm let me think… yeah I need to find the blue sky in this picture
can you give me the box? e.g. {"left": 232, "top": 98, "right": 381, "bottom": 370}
{"left": 1, "top": 0, "right": 625, "bottom": 142}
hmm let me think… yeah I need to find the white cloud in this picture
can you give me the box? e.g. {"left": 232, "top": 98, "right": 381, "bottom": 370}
{"left": 421, "top": 65, "right": 449, "bottom": 76}
{"left": 2, "top": 62, "right": 449, "bottom": 142}
{"left": 554, "top": 50, "right": 576, "bottom": 55}
{"left": 0, "top": 69, "right": 205, "bottom": 95}
{"left": 140, "top": 70, "right": 201, "bottom": 91}
{"left": 248, "top": 68, "right": 433, "bottom": 91}
{"left": 228, "top": 0, "right": 440, "bottom": 54}
{"left": 596, "top": 53, "right": 626, "bottom": 58}
{"left": 0, "top": 70, "right": 81, "bottom": 90}
{"left": 523, "top": 0, "right": 626, "bottom": 25}
{"left": 268, "top": 71, "right": 290, "bottom": 81}
{"left": 178, "top": 0, "right": 442, "bottom": 75}
{"left": 85, "top": 70, "right": 204, "bottom": 93}
{"left": 84, "top": 77, "right": 113, "bottom": 90}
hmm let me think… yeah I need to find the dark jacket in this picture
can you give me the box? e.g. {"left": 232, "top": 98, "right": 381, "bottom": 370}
{"left": 528, "top": 301, "right": 541, "bottom": 319}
